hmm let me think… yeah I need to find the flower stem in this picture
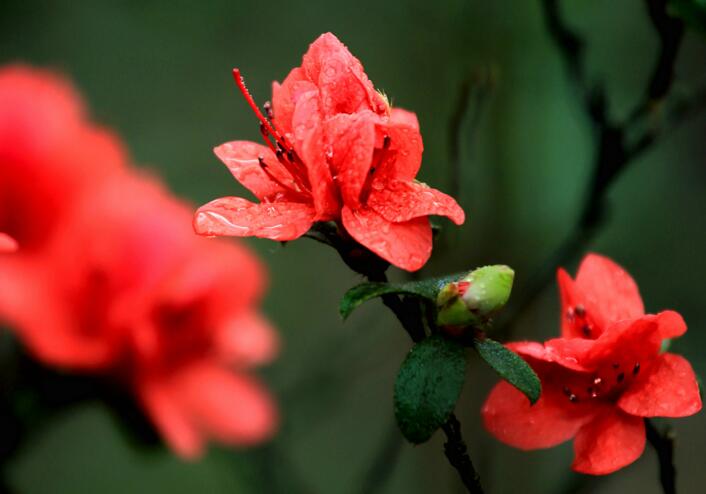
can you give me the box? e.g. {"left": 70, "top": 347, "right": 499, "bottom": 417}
{"left": 441, "top": 413, "right": 484, "bottom": 494}
{"left": 646, "top": 419, "right": 677, "bottom": 494}
{"left": 365, "top": 269, "right": 484, "bottom": 494}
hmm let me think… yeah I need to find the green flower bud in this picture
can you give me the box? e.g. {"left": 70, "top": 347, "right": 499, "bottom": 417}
{"left": 436, "top": 265, "right": 515, "bottom": 329}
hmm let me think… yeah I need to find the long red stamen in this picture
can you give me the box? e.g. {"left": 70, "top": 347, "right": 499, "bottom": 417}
{"left": 232, "top": 69, "right": 288, "bottom": 149}
{"left": 259, "top": 123, "right": 277, "bottom": 154}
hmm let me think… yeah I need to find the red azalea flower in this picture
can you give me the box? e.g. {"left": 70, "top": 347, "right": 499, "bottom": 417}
{"left": 3, "top": 173, "right": 278, "bottom": 458}
{"left": 194, "top": 33, "right": 464, "bottom": 271}
{"left": 482, "top": 254, "right": 701, "bottom": 475}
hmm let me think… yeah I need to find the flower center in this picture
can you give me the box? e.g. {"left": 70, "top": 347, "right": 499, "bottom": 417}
{"left": 562, "top": 360, "right": 642, "bottom": 404}
{"left": 231, "top": 69, "right": 311, "bottom": 196}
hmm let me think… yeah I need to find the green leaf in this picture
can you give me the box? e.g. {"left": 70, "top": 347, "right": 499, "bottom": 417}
{"left": 669, "top": 0, "right": 706, "bottom": 35}
{"left": 340, "top": 273, "right": 464, "bottom": 320}
{"left": 394, "top": 335, "right": 467, "bottom": 444}
{"left": 473, "top": 337, "right": 541, "bottom": 404}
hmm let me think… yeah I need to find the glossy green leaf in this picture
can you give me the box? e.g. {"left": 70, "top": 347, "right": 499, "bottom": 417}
{"left": 394, "top": 335, "right": 467, "bottom": 444}
{"left": 473, "top": 337, "right": 541, "bottom": 404}
{"left": 340, "top": 273, "right": 464, "bottom": 320}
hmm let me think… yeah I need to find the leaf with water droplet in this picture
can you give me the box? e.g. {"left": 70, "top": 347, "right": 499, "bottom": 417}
{"left": 339, "top": 272, "right": 465, "bottom": 320}
{"left": 394, "top": 335, "right": 467, "bottom": 444}
{"left": 474, "top": 337, "right": 541, "bottom": 404}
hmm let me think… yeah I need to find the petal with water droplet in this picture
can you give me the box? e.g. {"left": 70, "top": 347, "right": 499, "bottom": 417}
{"left": 571, "top": 408, "right": 645, "bottom": 475}
{"left": 302, "top": 33, "right": 387, "bottom": 117}
{"left": 194, "top": 197, "right": 315, "bottom": 241}
{"left": 326, "top": 111, "right": 377, "bottom": 208}
{"left": 618, "top": 352, "right": 702, "bottom": 418}
{"left": 374, "top": 119, "right": 423, "bottom": 181}
{"left": 271, "top": 67, "right": 316, "bottom": 136}
{"left": 574, "top": 254, "right": 645, "bottom": 328}
{"left": 482, "top": 377, "right": 595, "bottom": 450}
{"left": 367, "top": 179, "right": 465, "bottom": 225}
{"left": 341, "top": 206, "right": 431, "bottom": 272}
{"left": 292, "top": 90, "right": 340, "bottom": 220}
{"left": 214, "top": 141, "right": 299, "bottom": 201}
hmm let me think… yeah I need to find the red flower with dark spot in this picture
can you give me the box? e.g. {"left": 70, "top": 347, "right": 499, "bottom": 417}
{"left": 482, "top": 254, "right": 701, "bottom": 475}
{"left": 194, "top": 33, "right": 464, "bottom": 271}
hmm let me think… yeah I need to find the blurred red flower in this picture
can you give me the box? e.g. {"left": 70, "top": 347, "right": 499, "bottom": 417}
{"left": 482, "top": 254, "right": 702, "bottom": 475}
{"left": 0, "top": 66, "right": 278, "bottom": 458}
{"left": 194, "top": 33, "right": 464, "bottom": 271}
{"left": 0, "top": 232, "right": 17, "bottom": 253}
{"left": 0, "top": 66, "right": 126, "bottom": 253}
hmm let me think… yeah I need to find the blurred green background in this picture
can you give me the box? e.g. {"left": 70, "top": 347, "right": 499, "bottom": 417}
{"left": 2, "top": 0, "right": 705, "bottom": 492}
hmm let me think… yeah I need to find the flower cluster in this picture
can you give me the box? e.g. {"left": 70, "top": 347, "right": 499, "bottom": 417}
{"left": 0, "top": 66, "right": 278, "bottom": 458}
{"left": 482, "top": 254, "right": 702, "bottom": 474}
{"left": 193, "top": 33, "right": 464, "bottom": 272}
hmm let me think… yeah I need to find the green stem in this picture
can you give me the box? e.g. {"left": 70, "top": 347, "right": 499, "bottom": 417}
{"left": 363, "top": 269, "right": 484, "bottom": 494}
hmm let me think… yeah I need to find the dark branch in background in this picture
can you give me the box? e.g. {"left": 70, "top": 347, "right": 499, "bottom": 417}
{"left": 496, "top": 0, "right": 702, "bottom": 340}
{"left": 448, "top": 68, "right": 495, "bottom": 200}
{"left": 646, "top": 419, "right": 676, "bottom": 494}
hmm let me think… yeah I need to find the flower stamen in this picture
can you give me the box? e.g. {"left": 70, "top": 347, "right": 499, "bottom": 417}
{"left": 232, "top": 69, "right": 289, "bottom": 151}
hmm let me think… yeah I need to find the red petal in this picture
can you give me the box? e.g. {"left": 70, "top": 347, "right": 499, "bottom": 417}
{"left": 174, "top": 362, "right": 277, "bottom": 446}
{"left": 367, "top": 180, "right": 465, "bottom": 225}
{"left": 584, "top": 317, "right": 661, "bottom": 370}
{"left": 161, "top": 236, "right": 265, "bottom": 311}
{"left": 194, "top": 197, "right": 315, "bottom": 241}
{"left": 572, "top": 408, "right": 645, "bottom": 475}
{"left": 651, "top": 310, "right": 687, "bottom": 339}
{"left": 0, "top": 259, "right": 119, "bottom": 369}
{"left": 341, "top": 206, "right": 431, "bottom": 272}
{"left": 216, "top": 311, "right": 279, "bottom": 367}
{"left": 291, "top": 90, "right": 340, "bottom": 219}
{"left": 213, "top": 141, "right": 299, "bottom": 201}
{"left": 575, "top": 253, "right": 644, "bottom": 327}
{"left": 138, "top": 379, "right": 203, "bottom": 459}
{"left": 375, "top": 119, "right": 423, "bottom": 181}
{"left": 0, "top": 233, "right": 17, "bottom": 253}
{"left": 301, "top": 33, "right": 387, "bottom": 117}
{"left": 390, "top": 107, "right": 419, "bottom": 130}
{"left": 516, "top": 339, "right": 594, "bottom": 372}
{"left": 618, "top": 353, "right": 702, "bottom": 417}
{"left": 557, "top": 268, "right": 586, "bottom": 338}
{"left": 482, "top": 379, "right": 594, "bottom": 450}
{"left": 271, "top": 67, "right": 316, "bottom": 136}
{"left": 326, "top": 111, "right": 377, "bottom": 208}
